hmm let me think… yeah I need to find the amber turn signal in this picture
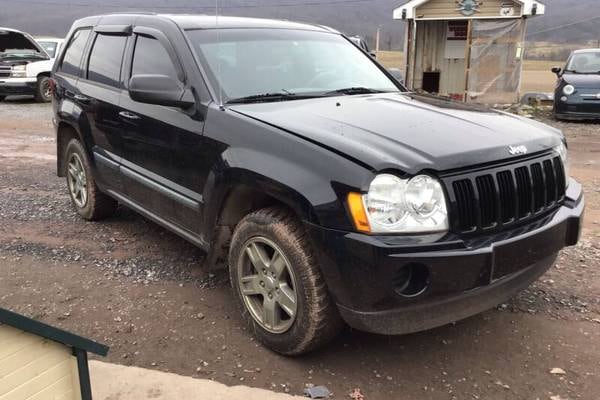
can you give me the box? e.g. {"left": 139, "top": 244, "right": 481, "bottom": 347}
{"left": 347, "top": 192, "right": 371, "bottom": 233}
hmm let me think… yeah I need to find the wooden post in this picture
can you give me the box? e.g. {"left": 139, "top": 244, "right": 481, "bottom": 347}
{"left": 516, "top": 18, "right": 528, "bottom": 103}
{"left": 463, "top": 19, "right": 473, "bottom": 102}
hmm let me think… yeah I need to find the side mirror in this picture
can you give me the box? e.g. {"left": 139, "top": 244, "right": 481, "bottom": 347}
{"left": 387, "top": 67, "right": 404, "bottom": 84}
{"left": 369, "top": 51, "right": 377, "bottom": 59}
{"left": 551, "top": 66, "right": 562, "bottom": 76}
{"left": 129, "top": 74, "right": 194, "bottom": 108}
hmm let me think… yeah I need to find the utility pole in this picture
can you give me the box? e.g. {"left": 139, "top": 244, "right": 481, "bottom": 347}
{"left": 375, "top": 26, "right": 381, "bottom": 52}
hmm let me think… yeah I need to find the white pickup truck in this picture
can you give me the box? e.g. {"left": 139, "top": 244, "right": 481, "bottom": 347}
{"left": 0, "top": 27, "right": 64, "bottom": 102}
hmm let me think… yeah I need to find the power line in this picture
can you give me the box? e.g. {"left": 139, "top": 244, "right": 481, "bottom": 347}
{"left": 527, "top": 14, "right": 600, "bottom": 37}
{"left": 0, "top": 0, "right": 377, "bottom": 9}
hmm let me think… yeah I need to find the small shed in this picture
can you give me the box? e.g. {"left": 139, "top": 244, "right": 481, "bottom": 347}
{"left": 393, "top": 0, "right": 545, "bottom": 104}
{"left": 0, "top": 308, "right": 108, "bottom": 400}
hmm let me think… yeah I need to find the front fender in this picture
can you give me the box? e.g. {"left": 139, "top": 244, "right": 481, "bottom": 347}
{"left": 200, "top": 104, "right": 374, "bottom": 237}
{"left": 26, "top": 60, "right": 52, "bottom": 78}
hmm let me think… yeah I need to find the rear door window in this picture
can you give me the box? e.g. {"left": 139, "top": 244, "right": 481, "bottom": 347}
{"left": 59, "top": 29, "right": 91, "bottom": 76}
{"left": 131, "top": 35, "right": 178, "bottom": 81}
{"left": 87, "top": 33, "right": 127, "bottom": 87}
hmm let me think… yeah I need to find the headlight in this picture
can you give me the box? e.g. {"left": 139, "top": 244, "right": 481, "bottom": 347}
{"left": 348, "top": 174, "right": 448, "bottom": 233}
{"left": 555, "top": 142, "right": 569, "bottom": 187}
{"left": 10, "top": 65, "right": 27, "bottom": 78}
{"left": 562, "top": 84, "right": 575, "bottom": 96}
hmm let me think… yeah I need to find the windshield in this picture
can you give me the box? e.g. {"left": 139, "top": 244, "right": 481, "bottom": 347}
{"left": 37, "top": 41, "right": 58, "bottom": 58}
{"left": 186, "top": 28, "right": 400, "bottom": 103}
{"left": 566, "top": 51, "right": 600, "bottom": 74}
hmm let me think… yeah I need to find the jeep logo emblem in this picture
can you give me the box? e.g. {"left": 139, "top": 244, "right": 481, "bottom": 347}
{"left": 508, "top": 145, "right": 528, "bottom": 156}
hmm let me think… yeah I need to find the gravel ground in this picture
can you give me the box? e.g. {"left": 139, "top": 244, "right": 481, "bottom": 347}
{"left": 0, "top": 98, "right": 599, "bottom": 400}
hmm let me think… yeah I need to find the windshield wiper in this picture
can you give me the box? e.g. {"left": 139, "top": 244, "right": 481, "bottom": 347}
{"left": 226, "top": 91, "right": 315, "bottom": 104}
{"left": 323, "top": 87, "right": 387, "bottom": 96}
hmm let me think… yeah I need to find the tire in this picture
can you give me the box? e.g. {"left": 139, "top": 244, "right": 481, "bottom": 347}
{"left": 64, "top": 139, "right": 118, "bottom": 220}
{"left": 34, "top": 76, "right": 52, "bottom": 102}
{"left": 229, "top": 206, "right": 343, "bottom": 355}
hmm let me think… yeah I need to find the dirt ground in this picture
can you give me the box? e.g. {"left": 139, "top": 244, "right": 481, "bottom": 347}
{"left": 0, "top": 97, "right": 599, "bottom": 400}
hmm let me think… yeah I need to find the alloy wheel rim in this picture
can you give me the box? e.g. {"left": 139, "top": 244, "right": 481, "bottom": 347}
{"left": 238, "top": 237, "right": 298, "bottom": 334}
{"left": 67, "top": 153, "right": 87, "bottom": 208}
{"left": 42, "top": 80, "right": 51, "bottom": 98}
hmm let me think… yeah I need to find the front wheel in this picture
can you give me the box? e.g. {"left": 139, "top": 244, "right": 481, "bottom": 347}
{"left": 229, "top": 207, "right": 343, "bottom": 355}
{"left": 34, "top": 76, "right": 52, "bottom": 102}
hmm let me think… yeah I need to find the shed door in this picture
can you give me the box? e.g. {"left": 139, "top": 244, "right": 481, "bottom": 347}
{"left": 467, "top": 19, "right": 526, "bottom": 104}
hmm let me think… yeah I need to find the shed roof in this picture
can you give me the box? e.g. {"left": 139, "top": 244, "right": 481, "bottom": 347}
{"left": 0, "top": 308, "right": 109, "bottom": 356}
{"left": 393, "top": 0, "right": 546, "bottom": 20}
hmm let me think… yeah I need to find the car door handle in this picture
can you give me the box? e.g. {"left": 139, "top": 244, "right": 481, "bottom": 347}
{"left": 73, "top": 94, "right": 90, "bottom": 104}
{"left": 119, "top": 111, "right": 141, "bottom": 120}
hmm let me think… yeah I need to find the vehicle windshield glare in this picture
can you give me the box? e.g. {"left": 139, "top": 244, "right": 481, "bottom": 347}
{"left": 37, "top": 41, "right": 58, "bottom": 58}
{"left": 566, "top": 51, "right": 600, "bottom": 74}
{"left": 186, "top": 28, "right": 401, "bottom": 103}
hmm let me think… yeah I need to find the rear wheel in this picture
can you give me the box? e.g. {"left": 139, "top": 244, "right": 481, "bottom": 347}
{"left": 64, "top": 139, "right": 117, "bottom": 220}
{"left": 229, "top": 206, "right": 343, "bottom": 355}
{"left": 34, "top": 76, "right": 52, "bottom": 102}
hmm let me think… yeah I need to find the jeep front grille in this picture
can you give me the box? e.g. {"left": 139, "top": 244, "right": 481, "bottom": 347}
{"left": 443, "top": 153, "right": 566, "bottom": 233}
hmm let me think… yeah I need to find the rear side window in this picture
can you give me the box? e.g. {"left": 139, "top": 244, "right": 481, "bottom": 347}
{"left": 87, "top": 34, "right": 127, "bottom": 87}
{"left": 131, "top": 35, "right": 178, "bottom": 80}
{"left": 60, "top": 29, "right": 91, "bottom": 76}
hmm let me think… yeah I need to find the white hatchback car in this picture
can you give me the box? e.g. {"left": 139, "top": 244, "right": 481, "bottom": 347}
{"left": 0, "top": 28, "right": 64, "bottom": 102}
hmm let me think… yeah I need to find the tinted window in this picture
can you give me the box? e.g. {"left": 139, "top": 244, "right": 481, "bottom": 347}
{"left": 60, "top": 29, "right": 91, "bottom": 76}
{"left": 132, "top": 35, "right": 178, "bottom": 80}
{"left": 87, "top": 34, "right": 127, "bottom": 87}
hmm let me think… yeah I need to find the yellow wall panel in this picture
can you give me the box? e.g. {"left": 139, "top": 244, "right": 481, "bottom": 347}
{"left": 0, "top": 325, "right": 81, "bottom": 400}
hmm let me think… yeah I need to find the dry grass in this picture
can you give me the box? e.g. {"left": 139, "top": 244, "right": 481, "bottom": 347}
{"left": 375, "top": 51, "right": 561, "bottom": 93}
{"left": 375, "top": 51, "right": 404, "bottom": 69}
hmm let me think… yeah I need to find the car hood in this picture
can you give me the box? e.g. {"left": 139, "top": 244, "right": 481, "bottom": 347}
{"left": 562, "top": 73, "right": 600, "bottom": 88}
{"left": 229, "top": 93, "right": 563, "bottom": 173}
{"left": 0, "top": 27, "right": 49, "bottom": 64}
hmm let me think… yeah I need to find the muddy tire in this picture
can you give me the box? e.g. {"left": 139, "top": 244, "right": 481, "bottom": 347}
{"left": 64, "top": 139, "right": 117, "bottom": 220}
{"left": 229, "top": 206, "right": 343, "bottom": 355}
{"left": 34, "top": 76, "right": 52, "bottom": 103}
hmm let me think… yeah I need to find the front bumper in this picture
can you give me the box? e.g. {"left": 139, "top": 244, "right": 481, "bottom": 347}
{"left": 554, "top": 95, "right": 600, "bottom": 120}
{"left": 307, "top": 179, "right": 584, "bottom": 335}
{"left": 0, "top": 77, "right": 37, "bottom": 96}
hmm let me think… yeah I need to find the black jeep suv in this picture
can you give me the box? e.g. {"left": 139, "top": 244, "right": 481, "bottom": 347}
{"left": 52, "top": 13, "right": 584, "bottom": 355}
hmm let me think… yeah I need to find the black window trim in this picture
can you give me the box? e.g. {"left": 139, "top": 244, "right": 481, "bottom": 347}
{"left": 94, "top": 24, "right": 132, "bottom": 35}
{"left": 56, "top": 27, "right": 93, "bottom": 78}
